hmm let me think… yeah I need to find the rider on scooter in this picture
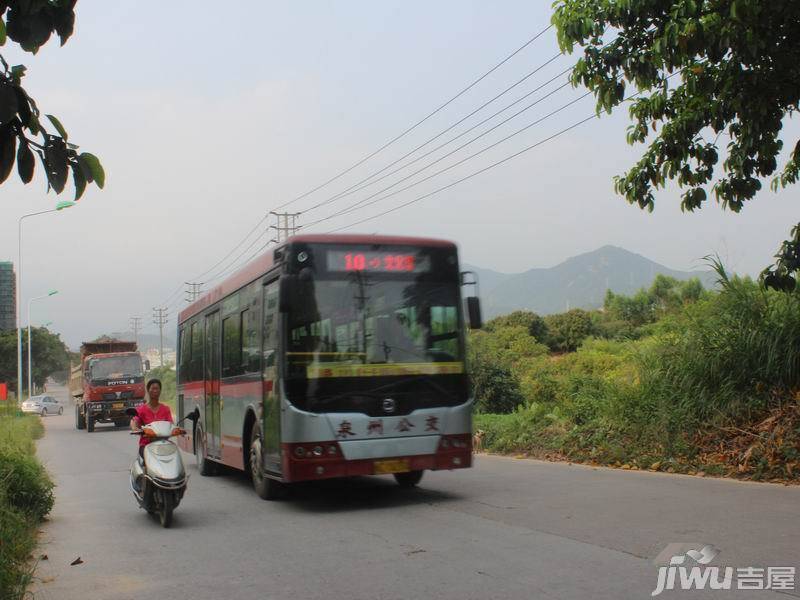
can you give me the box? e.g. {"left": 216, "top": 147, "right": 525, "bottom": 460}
{"left": 130, "top": 378, "right": 173, "bottom": 461}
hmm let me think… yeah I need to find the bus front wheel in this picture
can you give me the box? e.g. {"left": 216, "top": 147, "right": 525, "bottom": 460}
{"left": 394, "top": 470, "right": 424, "bottom": 488}
{"left": 249, "top": 423, "right": 287, "bottom": 501}
{"left": 195, "top": 427, "right": 217, "bottom": 476}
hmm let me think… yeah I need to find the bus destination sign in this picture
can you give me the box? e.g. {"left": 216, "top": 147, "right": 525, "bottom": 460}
{"left": 326, "top": 250, "right": 430, "bottom": 273}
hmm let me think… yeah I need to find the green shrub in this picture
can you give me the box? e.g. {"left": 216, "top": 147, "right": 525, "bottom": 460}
{"left": 0, "top": 452, "right": 54, "bottom": 520}
{"left": 0, "top": 416, "right": 54, "bottom": 600}
{"left": 544, "top": 309, "right": 597, "bottom": 351}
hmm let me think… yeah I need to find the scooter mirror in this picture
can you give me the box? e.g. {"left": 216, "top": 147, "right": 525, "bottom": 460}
{"left": 190, "top": 407, "right": 200, "bottom": 422}
{"left": 125, "top": 407, "right": 138, "bottom": 417}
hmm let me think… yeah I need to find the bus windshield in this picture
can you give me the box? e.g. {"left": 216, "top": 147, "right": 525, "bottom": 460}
{"left": 89, "top": 355, "right": 143, "bottom": 381}
{"left": 284, "top": 243, "right": 468, "bottom": 414}
{"left": 288, "top": 277, "right": 462, "bottom": 365}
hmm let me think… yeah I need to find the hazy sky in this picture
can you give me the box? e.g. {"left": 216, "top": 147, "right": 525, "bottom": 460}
{"left": 1, "top": 1, "right": 798, "bottom": 349}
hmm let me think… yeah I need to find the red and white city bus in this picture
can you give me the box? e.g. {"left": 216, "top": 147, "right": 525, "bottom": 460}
{"left": 176, "top": 234, "right": 481, "bottom": 499}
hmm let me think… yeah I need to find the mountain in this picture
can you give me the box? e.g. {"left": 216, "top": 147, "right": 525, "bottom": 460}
{"left": 467, "top": 245, "right": 717, "bottom": 319}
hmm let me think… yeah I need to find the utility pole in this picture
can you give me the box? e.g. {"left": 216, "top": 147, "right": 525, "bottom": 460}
{"left": 185, "top": 282, "right": 203, "bottom": 303}
{"left": 152, "top": 308, "right": 168, "bottom": 368}
{"left": 269, "top": 211, "right": 301, "bottom": 244}
{"left": 129, "top": 316, "right": 142, "bottom": 349}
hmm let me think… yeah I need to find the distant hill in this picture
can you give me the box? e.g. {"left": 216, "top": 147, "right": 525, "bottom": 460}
{"left": 467, "top": 245, "right": 717, "bottom": 319}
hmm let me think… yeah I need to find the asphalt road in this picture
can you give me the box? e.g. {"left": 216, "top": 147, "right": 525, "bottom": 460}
{"left": 31, "top": 385, "right": 800, "bottom": 600}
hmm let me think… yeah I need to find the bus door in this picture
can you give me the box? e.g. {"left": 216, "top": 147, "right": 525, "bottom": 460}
{"left": 261, "top": 280, "right": 281, "bottom": 472}
{"left": 205, "top": 310, "right": 222, "bottom": 458}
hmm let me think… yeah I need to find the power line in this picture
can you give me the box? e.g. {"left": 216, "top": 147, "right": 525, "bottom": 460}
{"left": 297, "top": 53, "right": 568, "bottom": 215}
{"left": 304, "top": 70, "right": 574, "bottom": 221}
{"left": 271, "top": 25, "right": 554, "bottom": 211}
{"left": 305, "top": 87, "right": 591, "bottom": 228}
{"left": 326, "top": 114, "right": 598, "bottom": 234}
{"left": 321, "top": 81, "right": 661, "bottom": 234}
{"left": 190, "top": 214, "right": 269, "bottom": 281}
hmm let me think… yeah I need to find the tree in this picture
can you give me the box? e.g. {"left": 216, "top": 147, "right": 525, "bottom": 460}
{"left": 544, "top": 309, "right": 596, "bottom": 352}
{"left": 486, "top": 310, "right": 549, "bottom": 342}
{"left": 552, "top": 1, "right": 800, "bottom": 290}
{"left": 0, "top": 1, "right": 104, "bottom": 197}
{"left": 0, "top": 327, "right": 70, "bottom": 392}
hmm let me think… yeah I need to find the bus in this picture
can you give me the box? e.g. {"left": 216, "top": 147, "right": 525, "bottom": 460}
{"left": 176, "top": 234, "right": 481, "bottom": 499}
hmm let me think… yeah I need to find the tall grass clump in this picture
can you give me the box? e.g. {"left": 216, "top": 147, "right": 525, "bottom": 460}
{"left": 640, "top": 262, "right": 800, "bottom": 426}
{"left": 0, "top": 415, "right": 54, "bottom": 600}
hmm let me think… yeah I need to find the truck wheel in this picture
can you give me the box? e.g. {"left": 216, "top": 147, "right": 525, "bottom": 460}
{"left": 86, "top": 414, "right": 95, "bottom": 433}
{"left": 249, "top": 423, "right": 287, "bottom": 500}
{"left": 194, "top": 427, "right": 217, "bottom": 476}
{"left": 75, "top": 405, "right": 85, "bottom": 430}
{"left": 394, "top": 470, "right": 424, "bottom": 488}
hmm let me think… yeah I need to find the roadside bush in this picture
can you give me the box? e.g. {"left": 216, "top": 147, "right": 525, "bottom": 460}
{"left": 0, "top": 452, "right": 54, "bottom": 520}
{"left": 0, "top": 416, "right": 54, "bottom": 600}
{"left": 470, "top": 359, "right": 525, "bottom": 414}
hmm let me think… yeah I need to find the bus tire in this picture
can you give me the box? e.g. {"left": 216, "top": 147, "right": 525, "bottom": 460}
{"left": 75, "top": 405, "right": 85, "bottom": 430}
{"left": 249, "top": 423, "right": 286, "bottom": 500}
{"left": 195, "top": 427, "right": 217, "bottom": 476}
{"left": 394, "top": 470, "right": 424, "bottom": 488}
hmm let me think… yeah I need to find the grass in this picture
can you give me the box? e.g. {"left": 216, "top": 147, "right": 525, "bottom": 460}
{"left": 0, "top": 415, "right": 54, "bottom": 600}
{"left": 473, "top": 272, "right": 800, "bottom": 482}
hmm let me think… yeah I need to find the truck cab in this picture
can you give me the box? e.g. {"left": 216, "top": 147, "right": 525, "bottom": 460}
{"left": 72, "top": 340, "right": 146, "bottom": 432}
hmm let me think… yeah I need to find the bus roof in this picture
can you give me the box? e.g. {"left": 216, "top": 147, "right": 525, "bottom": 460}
{"left": 178, "top": 233, "right": 457, "bottom": 324}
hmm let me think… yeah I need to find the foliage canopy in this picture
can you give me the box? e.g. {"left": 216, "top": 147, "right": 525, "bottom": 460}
{"left": 0, "top": 0, "right": 104, "bottom": 198}
{"left": 552, "top": 0, "right": 800, "bottom": 290}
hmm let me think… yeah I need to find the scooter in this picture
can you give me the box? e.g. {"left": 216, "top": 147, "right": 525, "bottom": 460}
{"left": 127, "top": 407, "right": 198, "bottom": 528}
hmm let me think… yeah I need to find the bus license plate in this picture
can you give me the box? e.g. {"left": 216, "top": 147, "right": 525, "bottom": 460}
{"left": 374, "top": 459, "right": 410, "bottom": 474}
{"left": 112, "top": 402, "right": 124, "bottom": 409}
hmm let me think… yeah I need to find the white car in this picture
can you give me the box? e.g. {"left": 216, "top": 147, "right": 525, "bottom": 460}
{"left": 21, "top": 395, "right": 64, "bottom": 416}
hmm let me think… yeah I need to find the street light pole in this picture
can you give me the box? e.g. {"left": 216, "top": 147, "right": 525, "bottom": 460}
{"left": 27, "top": 290, "right": 58, "bottom": 398}
{"left": 17, "top": 201, "right": 75, "bottom": 402}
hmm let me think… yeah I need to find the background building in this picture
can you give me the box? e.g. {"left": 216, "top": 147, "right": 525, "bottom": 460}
{"left": 0, "top": 262, "right": 16, "bottom": 331}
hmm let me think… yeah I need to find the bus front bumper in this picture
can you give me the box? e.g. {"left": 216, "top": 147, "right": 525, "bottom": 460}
{"left": 280, "top": 434, "right": 472, "bottom": 482}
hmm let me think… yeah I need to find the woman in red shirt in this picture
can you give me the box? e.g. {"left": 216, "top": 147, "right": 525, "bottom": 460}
{"left": 131, "top": 378, "right": 173, "bottom": 459}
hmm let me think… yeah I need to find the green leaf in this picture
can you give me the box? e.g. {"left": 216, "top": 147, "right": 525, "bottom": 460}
{"left": 17, "top": 140, "right": 34, "bottom": 184}
{"left": 78, "top": 152, "right": 104, "bottom": 189}
{"left": 44, "top": 136, "right": 68, "bottom": 193}
{"left": 0, "top": 128, "right": 17, "bottom": 184}
{"left": 71, "top": 161, "right": 86, "bottom": 200}
{"left": 0, "top": 17, "right": 6, "bottom": 46}
{"left": 45, "top": 114, "right": 67, "bottom": 141}
{"left": 28, "top": 112, "right": 40, "bottom": 136}
{"left": 0, "top": 82, "right": 19, "bottom": 126}
{"left": 13, "top": 86, "right": 31, "bottom": 127}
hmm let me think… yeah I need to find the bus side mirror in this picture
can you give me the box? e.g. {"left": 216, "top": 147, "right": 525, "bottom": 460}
{"left": 460, "top": 270, "right": 482, "bottom": 329}
{"left": 279, "top": 274, "right": 297, "bottom": 313}
{"left": 466, "top": 296, "right": 482, "bottom": 330}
